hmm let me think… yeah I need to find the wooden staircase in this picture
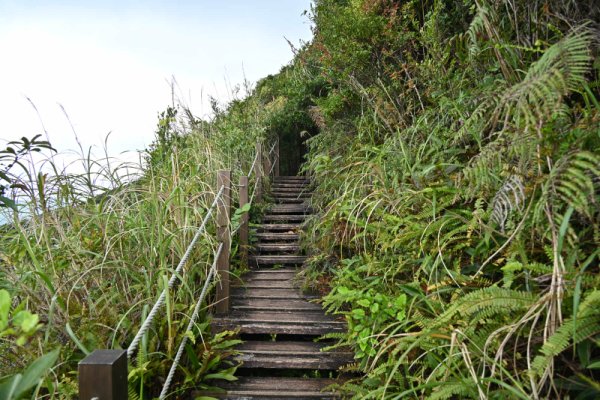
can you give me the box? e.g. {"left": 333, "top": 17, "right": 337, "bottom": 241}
{"left": 208, "top": 176, "right": 351, "bottom": 399}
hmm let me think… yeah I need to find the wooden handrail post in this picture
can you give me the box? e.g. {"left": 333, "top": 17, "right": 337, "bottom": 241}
{"left": 263, "top": 145, "right": 272, "bottom": 179}
{"left": 79, "top": 350, "right": 127, "bottom": 399}
{"left": 274, "top": 138, "right": 280, "bottom": 177}
{"left": 215, "top": 169, "right": 231, "bottom": 314}
{"left": 255, "top": 142, "right": 263, "bottom": 203}
{"left": 239, "top": 175, "right": 249, "bottom": 267}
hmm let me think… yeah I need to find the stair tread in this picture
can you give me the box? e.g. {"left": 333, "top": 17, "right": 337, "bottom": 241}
{"left": 232, "top": 298, "right": 323, "bottom": 311}
{"left": 231, "top": 287, "right": 318, "bottom": 299}
{"left": 256, "top": 223, "right": 304, "bottom": 231}
{"left": 255, "top": 243, "right": 301, "bottom": 251}
{"left": 199, "top": 377, "right": 339, "bottom": 399}
{"left": 235, "top": 341, "right": 353, "bottom": 370}
{"left": 262, "top": 214, "right": 306, "bottom": 221}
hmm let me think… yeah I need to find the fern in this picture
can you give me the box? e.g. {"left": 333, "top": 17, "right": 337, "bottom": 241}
{"left": 428, "top": 379, "right": 477, "bottom": 400}
{"left": 432, "top": 287, "right": 536, "bottom": 329}
{"left": 545, "top": 150, "right": 600, "bottom": 218}
{"left": 531, "top": 290, "right": 600, "bottom": 377}
{"left": 496, "top": 26, "right": 594, "bottom": 128}
{"left": 490, "top": 175, "right": 525, "bottom": 232}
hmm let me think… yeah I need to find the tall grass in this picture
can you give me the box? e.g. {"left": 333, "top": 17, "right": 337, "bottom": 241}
{"left": 0, "top": 95, "right": 266, "bottom": 396}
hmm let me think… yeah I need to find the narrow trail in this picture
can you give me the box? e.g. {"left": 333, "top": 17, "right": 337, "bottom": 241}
{"left": 207, "top": 175, "right": 352, "bottom": 399}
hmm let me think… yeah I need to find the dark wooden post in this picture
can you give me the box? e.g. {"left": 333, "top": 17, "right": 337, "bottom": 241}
{"left": 215, "top": 170, "right": 231, "bottom": 314}
{"left": 239, "top": 175, "right": 249, "bottom": 267}
{"left": 254, "top": 143, "right": 263, "bottom": 203}
{"left": 274, "top": 138, "right": 280, "bottom": 177}
{"left": 79, "top": 350, "right": 127, "bottom": 400}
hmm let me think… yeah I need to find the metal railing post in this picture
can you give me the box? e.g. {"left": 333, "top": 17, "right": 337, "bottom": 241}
{"left": 79, "top": 350, "right": 127, "bottom": 400}
{"left": 215, "top": 170, "right": 231, "bottom": 314}
{"left": 254, "top": 143, "right": 263, "bottom": 203}
{"left": 239, "top": 175, "right": 249, "bottom": 267}
{"left": 274, "top": 138, "right": 280, "bottom": 177}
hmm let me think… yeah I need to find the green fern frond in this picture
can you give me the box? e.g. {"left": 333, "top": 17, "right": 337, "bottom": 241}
{"left": 497, "top": 26, "right": 594, "bottom": 127}
{"left": 547, "top": 151, "right": 600, "bottom": 218}
{"left": 432, "top": 287, "right": 536, "bottom": 329}
{"left": 531, "top": 290, "right": 600, "bottom": 377}
{"left": 428, "top": 379, "right": 477, "bottom": 400}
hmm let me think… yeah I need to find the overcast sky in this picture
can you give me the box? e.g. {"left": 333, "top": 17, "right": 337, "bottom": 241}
{"left": 0, "top": 0, "right": 313, "bottom": 166}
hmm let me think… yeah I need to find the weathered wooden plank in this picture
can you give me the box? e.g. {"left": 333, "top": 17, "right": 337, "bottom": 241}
{"left": 235, "top": 341, "right": 353, "bottom": 370}
{"left": 249, "top": 255, "right": 307, "bottom": 265}
{"left": 231, "top": 298, "right": 323, "bottom": 312}
{"left": 232, "top": 280, "right": 295, "bottom": 289}
{"left": 212, "top": 320, "right": 346, "bottom": 335}
{"left": 272, "top": 191, "right": 311, "bottom": 197}
{"left": 255, "top": 243, "right": 301, "bottom": 252}
{"left": 262, "top": 214, "right": 306, "bottom": 222}
{"left": 254, "top": 232, "right": 300, "bottom": 241}
{"left": 231, "top": 287, "right": 318, "bottom": 300}
{"left": 197, "top": 376, "right": 341, "bottom": 399}
{"left": 256, "top": 223, "right": 304, "bottom": 232}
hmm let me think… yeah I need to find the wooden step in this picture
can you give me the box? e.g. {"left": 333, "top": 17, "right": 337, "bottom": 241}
{"left": 255, "top": 243, "right": 301, "bottom": 252}
{"left": 268, "top": 204, "right": 311, "bottom": 213}
{"left": 233, "top": 280, "right": 295, "bottom": 289}
{"left": 274, "top": 176, "right": 310, "bottom": 180}
{"left": 249, "top": 255, "right": 307, "bottom": 265}
{"left": 272, "top": 183, "right": 310, "bottom": 188}
{"left": 231, "top": 287, "right": 318, "bottom": 300}
{"left": 212, "top": 311, "right": 345, "bottom": 335}
{"left": 243, "top": 271, "right": 297, "bottom": 281}
{"left": 274, "top": 197, "right": 307, "bottom": 204}
{"left": 198, "top": 377, "right": 340, "bottom": 399}
{"left": 272, "top": 192, "right": 311, "bottom": 198}
{"left": 254, "top": 232, "right": 299, "bottom": 241}
{"left": 235, "top": 341, "right": 353, "bottom": 370}
{"left": 262, "top": 214, "right": 306, "bottom": 222}
{"left": 270, "top": 187, "right": 310, "bottom": 193}
{"left": 256, "top": 223, "right": 303, "bottom": 232}
{"left": 232, "top": 298, "right": 323, "bottom": 312}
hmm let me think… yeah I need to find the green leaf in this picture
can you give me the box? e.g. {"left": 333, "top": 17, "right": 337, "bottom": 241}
{"left": 11, "top": 349, "right": 59, "bottom": 399}
{"left": 66, "top": 323, "right": 90, "bottom": 355}
{"left": 13, "top": 311, "right": 39, "bottom": 334}
{"left": 0, "top": 290, "right": 10, "bottom": 331}
{"left": 0, "top": 195, "right": 17, "bottom": 211}
{"left": 357, "top": 299, "right": 370, "bottom": 308}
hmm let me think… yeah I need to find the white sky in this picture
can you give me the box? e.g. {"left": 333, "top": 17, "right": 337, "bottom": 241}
{"left": 0, "top": 0, "right": 313, "bottom": 166}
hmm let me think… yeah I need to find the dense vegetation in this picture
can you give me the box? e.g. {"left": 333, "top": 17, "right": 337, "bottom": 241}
{"left": 2, "top": 0, "right": 599, "bottom": 398}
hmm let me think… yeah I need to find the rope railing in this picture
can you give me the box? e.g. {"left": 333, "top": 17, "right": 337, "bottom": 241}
{"left": 126, "top": 185, "right": 225, "bottom": 358}
{"left": 78, "top": 138, "right": 280, "bottom": 400}
{"left": 159, "top": 243, "right": 224, "bottom": 399}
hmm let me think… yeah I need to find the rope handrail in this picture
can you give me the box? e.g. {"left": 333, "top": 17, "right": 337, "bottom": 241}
{"left": 159, "top": 242, "right": 224, "bottom": 399}
{"left": 248, "top": 150, "right": 259, "bottom": 179}
{"left": 127, "top": 185, "right": 225, "bottom": 357}
{"left": 78, "top": 138, "right": 280, "bottom": 398}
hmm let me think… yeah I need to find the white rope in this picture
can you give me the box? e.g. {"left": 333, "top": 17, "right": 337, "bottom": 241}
{"left": 268, "top": 140, "right": 277, "bottom": 155}
{"left": 127, "top": 186, "right": 225, "bottom": 357}
{"left": 159, "top": 243, "right": 224, "bottom": 399}
{"left": 247, "top": 150, "right": 259, "bottom": 178}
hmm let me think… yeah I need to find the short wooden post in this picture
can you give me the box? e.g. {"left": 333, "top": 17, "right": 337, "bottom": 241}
{"left": 79, "top": 350, "right": 127, "bottom": 400}
{"left": 254, "top": 143, "right": 263, "bottom": 203}
{"left": 239, "top": 175, "right": 249, "bottom": 267}
{"left": 274, "top": 138, "right": 280, "bottom": 177}
{"left": 215, "top": 170, "right": 231, "bottom": 314}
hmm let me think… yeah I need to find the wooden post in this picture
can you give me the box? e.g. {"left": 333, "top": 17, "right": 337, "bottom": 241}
{"left": 264, "top": 145, "right": 272, "bottom": 178}
{"left": 274, "top": 138, "right": 280, "bottom": 177}
{"left": 79, "top": 350, "right": 127, "bottom": 400}
{"left": 215, "top": 170, "right": 231, "bottom": 315}
{"left": 254, "top": 143, "right": 263, "bottom": 203}
{"left": 239, "top": 175, "right": 249, "bottom": 267}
